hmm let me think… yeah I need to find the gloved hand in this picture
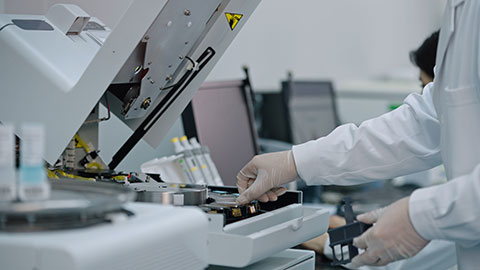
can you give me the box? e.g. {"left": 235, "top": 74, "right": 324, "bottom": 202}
{"left": 236, "top": 150, "right": 298, "bottom": 205}
{"left": 350, "top": 197, "right": 429, "bottom": 267}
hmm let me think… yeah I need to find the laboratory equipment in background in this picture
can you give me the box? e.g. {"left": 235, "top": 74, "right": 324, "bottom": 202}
{"left": 334, "top": 79, "right": 419, "bottom": 125}
{"left": 182, "top": 80, "right": 259, "bottom": 186}
{"left": 0, "top": 1, "right": 330, "bottom": 269}
{"left": 259, "top": 79, "right": 340, "bottom": 145}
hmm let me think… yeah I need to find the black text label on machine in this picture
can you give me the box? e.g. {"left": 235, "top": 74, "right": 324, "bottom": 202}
{"left": 225, "top": 13, "right": 243, "bottom": 31}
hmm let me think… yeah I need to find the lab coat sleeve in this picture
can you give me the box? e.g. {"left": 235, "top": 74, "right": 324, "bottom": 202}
{"left": 292, "top": 83, "right": 442, "bottom": 185}
{"left": 409, "top": 163, "right": 480, "bottom": 247}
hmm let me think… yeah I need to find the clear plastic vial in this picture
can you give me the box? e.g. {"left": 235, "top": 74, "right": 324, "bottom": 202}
{"left": 189, "top": 137, "right": 223, "bottom": 186}
{"left": 187, "top": 137, "right": 215, "bottom": 185}
{"left": 18, "top": 124, "right": 50, "bottom": 201}
{"left": 0, "top": 124, "right": 16, "bottom": 201}
{"left": 180, "top": 136, "right": 206, "bottom": 185}
{"left": 171, "top": 137, "right": 195, "bottom": 183}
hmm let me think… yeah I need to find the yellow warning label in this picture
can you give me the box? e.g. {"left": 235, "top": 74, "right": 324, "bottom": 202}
{"left": 225, "top": 13, "right": 243, "bottom": 31}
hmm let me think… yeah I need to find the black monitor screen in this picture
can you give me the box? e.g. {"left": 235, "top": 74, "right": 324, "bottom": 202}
{"left": 285, "top": 81, "right": 339, "bottom": 144}
{"left": 182, "top": 80, "right": 259, "bottom": 186}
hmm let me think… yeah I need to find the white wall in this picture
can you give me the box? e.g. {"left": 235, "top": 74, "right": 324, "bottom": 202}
{"left": 207, "top": 0, "right": 446, "bottom": 90}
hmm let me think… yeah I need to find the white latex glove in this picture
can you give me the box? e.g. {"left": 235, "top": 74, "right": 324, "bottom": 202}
{"left": 236, "top": 150, "right": 298, "bottom": 205}
{"left": 350, "top": 197, "right": 429, "bottom": 268}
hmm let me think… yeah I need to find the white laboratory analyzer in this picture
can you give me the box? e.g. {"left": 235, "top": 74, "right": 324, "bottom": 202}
{"left": 0, "top": 1, "right": 330, "bottom": 269}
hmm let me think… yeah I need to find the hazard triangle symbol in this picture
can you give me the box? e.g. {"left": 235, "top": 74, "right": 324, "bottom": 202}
{"left": 225, "top": 13, "right": 243, "bottom": 31}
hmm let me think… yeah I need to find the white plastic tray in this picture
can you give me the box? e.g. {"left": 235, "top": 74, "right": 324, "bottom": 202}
{"left": 207, "top": 203, "right": 329, "bottom": 267}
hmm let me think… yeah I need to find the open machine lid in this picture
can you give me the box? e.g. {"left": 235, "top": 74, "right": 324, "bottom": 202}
{"left": 0, "top": 0, "right": 260, "bottom": 168}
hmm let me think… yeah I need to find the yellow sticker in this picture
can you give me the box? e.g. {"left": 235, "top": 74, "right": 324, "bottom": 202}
{"left": 225, "top": 12, "right": 243, "bottom": 31}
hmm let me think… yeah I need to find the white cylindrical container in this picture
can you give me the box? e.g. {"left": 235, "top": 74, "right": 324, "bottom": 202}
{"left": 0, "top": 124, "right": 16, "bottom": 201}
{"left": 182, "top": 149, "right": 205, "bottom": 185}
{"left": 172, "top": 137, "right": 197, "bottom": 183}
{"left": 190, "top": 138, "right": 223, "bottom": 186}
{"left": 180, "top": 136, "right": 207, "bottom": 185}
{"left": 188, "top": 137, "right": 215, "bottom": 185}
{"left": 18, "top": 124, "right": 50, "bottom": 201}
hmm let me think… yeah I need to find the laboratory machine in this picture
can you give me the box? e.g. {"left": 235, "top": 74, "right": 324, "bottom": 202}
{"left": 0, "top": 1, "right": 330, "bottom": 269}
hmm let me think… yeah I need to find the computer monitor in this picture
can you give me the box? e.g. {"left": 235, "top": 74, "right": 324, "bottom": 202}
{"left": 284, "top": 80, "right": 340, "bottom": 144}
{"left": 259, "top": 80, "right": 340, "bottom": 145}
{"left": 258, "top": 91, "right": 291, "bottom": 143}
{"left": 182, "top": 80, "right": 259, "bottom": 186}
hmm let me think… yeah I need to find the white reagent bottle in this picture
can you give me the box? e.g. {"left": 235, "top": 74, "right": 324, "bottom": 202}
{"left": 0, "top": 124, "right": 16, "bottom": 201}
{"left": 171, "top": 137, "right": 196, "bottom": 184}
{"left": 189, "top": 137, "right": 223, "bottom": 186}
{"left": 186, "top": 137, "right": 216, "bottom": 185}
{"left": 179, "top": 136, "right": 206, "bottom": 185}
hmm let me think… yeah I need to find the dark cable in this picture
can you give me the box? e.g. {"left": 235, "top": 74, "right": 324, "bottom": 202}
{"left": 0, "top": 23, "right": 14, "bottom": 32}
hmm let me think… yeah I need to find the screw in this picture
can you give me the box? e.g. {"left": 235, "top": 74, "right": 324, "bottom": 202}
{"left": 165, "top": 75, "right": 173, "bottom": 81}
{"left": 141, "top": 98, "right": 151, "bottom": 110}
{"left": 184, "top": 9, "right": 191, "bottom": 16}
{"left": 144, "top": 35, "right": 150, "bottom": 40}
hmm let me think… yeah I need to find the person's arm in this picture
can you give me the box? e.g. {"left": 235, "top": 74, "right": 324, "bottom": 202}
{"left": 236, "top": 83, "right": 442, "bottom": 204}
{"left": 293, "top": 83, "right": 442, "bottom": 186}
{"left": 409, "top": 163, "right": 480, "bottom": 247}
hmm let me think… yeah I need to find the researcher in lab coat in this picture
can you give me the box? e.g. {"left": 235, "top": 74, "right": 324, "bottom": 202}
{"left": 410, "top": 30, "right": 439, "bottom": 89}
{"left": 236, "top": 0, "right": 480, "bottom": 269}
{"left": 299, "top": 29, "right": 457, "bottom": 269}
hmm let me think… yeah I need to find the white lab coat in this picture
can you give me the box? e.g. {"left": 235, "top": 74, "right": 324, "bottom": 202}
{"left": 292, "top": 0, "right": 480, "bottom": 268}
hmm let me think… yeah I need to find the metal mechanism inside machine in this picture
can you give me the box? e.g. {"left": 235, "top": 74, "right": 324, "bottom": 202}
{"left": 130, "top": 181, "right": 266, "bottom": 225}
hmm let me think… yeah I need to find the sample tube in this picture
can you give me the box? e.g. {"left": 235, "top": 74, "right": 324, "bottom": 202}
{"left": 189, "top": 137, "right": 223, "bottom": 186}
{"left": 18, "top": 124, "right": 50, "bottom": 201}
{"left": 0, "top": 124, "right": 16, "bottom": 201}
{"left": 171, "top": 137, "right": 196, "bottom": 184}
{"left": 186, "top": 137, "right": 216, "bottom": 185}
{"left": 180, "top": 136, "right": 207, "bottom": 185}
